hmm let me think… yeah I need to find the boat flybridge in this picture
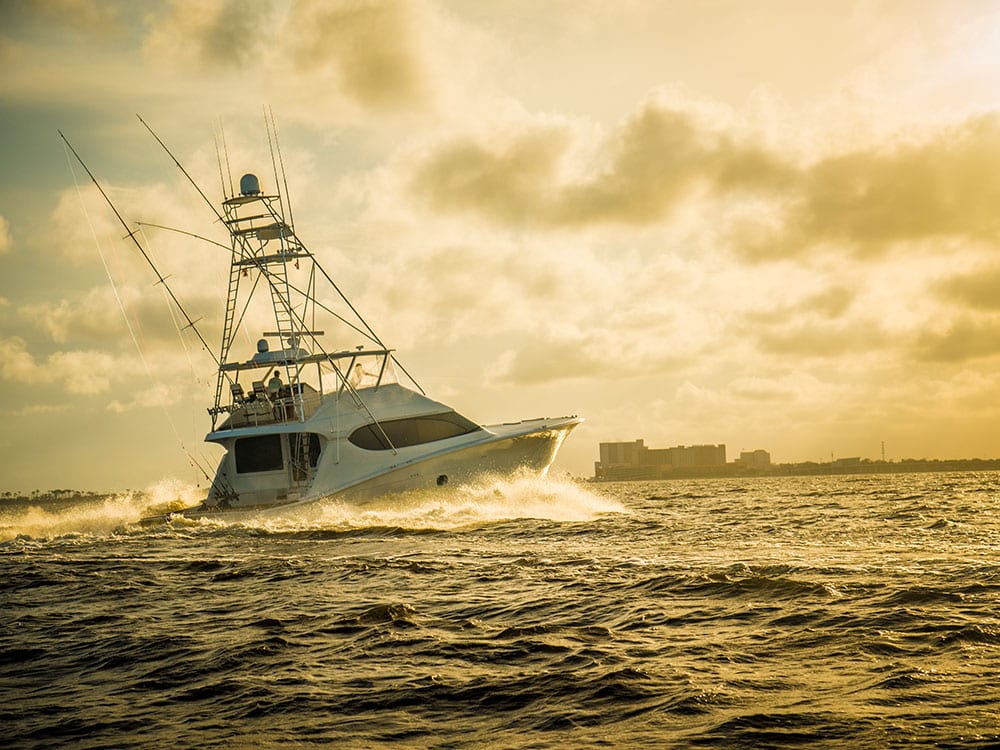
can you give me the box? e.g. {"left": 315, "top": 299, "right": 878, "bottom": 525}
{"left": 180, "top": 169, "right": 580, "bottom": 519}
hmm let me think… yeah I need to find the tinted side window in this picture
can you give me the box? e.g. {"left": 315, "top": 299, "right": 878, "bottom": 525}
{"left": 235, "top": 434, "right": 284, "bottom": 473}
{"left": 349, "top": 412, "right": 480, "bottom": 451}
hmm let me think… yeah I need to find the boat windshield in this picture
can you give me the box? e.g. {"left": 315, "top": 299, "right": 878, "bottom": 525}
{"left": 329, "top": 351, "right": 399, "bottom": 391}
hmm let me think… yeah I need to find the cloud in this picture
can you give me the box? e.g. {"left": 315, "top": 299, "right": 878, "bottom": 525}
{"left": 409, "top": 129, "right": 570, "bottom": 225}
{"left": 765, "top": 114, "right": 1000, "bottom": 259}
{"left": 408, "top": 99, "right": 1000, "bottom": 264}
{"left": 755, "top": 319, "right": 892, "bottom": 358}
{"left": 410, "top": 101, "right": 794, "bottom": 228}
{"left": 915, "top": 317, "right": 1000, "bottom": 363}
{"left": 748, "top": 285, "right": 856, "bottom": 325}
{"left": 0, "top": 0, "right": 122, "bottom": 33}
{"left": 143, "top": 0, "right": 277, "bottom": 68}
{"left": 0, "top": 216, "right": 10, "bottom": 254}
{"left": 287, "top": 0, "right": 431, "bottom": 110}
{"left": 489, "top": 339, "right": 607, "bottom": 386}
{"left": 16, "top": 285, "right": 219, "bottom": 350}
{"left": 0, "top": 336, "right": 120, "bottom": 394}
{"left": 935, "top": 264, "right": 1000, "bottom": 312}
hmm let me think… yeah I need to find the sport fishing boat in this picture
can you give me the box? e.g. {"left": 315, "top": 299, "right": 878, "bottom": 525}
{"left": 151, "top": 148, "right": 578, "bottom": 519}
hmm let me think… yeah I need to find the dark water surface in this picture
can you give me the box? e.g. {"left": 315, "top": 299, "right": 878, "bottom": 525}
{"left": 3, "top": 472, "right": 1000, "bottom": 748}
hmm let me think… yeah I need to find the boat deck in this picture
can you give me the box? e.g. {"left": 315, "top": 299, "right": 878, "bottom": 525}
{"left": 215, "top": 383, "right": 323, "bottom": 429}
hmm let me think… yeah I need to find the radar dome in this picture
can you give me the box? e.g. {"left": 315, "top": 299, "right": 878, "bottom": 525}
{"left": 240, "top": 173, "right": 261, "bottom": 196}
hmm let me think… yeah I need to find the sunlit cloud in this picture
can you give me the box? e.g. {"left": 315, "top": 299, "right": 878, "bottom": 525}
{"left": 0, "top": 216, "right": 11, "bottom": 254}
{"left": 935, "top": 263, "right": 1000, "bottom": 312}
{"left": 6, "top": 0, "right": 1000, "bottom": 489}
{"left": 0, "top": 336, "right": 120, "bottom": 395}
{"left": 408, "top": 99, "right": 1000, "bottom": 268}
{"left": 915, "top": 317, "right": 1000, "bottom": 363}
{"left": 0, "top": 0, "right": 123, "bottom": 33}
{"left": 287, "top": 0, "right": 432, "bottom": 110}
{"left": 144, "top": 0, "right": 278, "bottom": 68}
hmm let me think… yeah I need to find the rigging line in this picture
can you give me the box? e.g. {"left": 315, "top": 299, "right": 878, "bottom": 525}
{"left": 140, "top": 115, "right": 418, "bottom": 393}
{"left": 58, "top": 130, "right": 225, "bottom": 376}
{"left": 149, "top": 220, "right": 377, "bottom": 342}
{"left": 136, "top": 222, "right": 231, "bottom": 251}
{"left": 229, "top": 268, "right": 265, "bottom": 353}
{"left": 136, "top": 113, "right": 226, "bottom": 225}
{"left": 62, "top": 140, "right": 204, "bottom": 479}
{"left": 311, "top": 257, "right": 423, "bottom": 390}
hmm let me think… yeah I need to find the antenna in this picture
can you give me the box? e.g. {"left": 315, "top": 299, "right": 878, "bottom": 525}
{"left": 220, "top": 119, "right": 235, "bottom": 198}
{"left": 269, "top": 106, "right": 295, "bottom": 231}
{"left": 213, "top": 131, "right": 227, "bottom": 200}
{"left": 263, "top": 106, "right": 286, "bottom": 222}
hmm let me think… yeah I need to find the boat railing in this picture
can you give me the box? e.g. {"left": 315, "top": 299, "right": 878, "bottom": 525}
{"left": 213, "top": 384, "right": 323, "bottom": 430}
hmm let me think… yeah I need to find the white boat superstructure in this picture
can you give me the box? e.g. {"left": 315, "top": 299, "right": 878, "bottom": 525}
{"left": 176, "top": 158, "right": 579, "bottom": 518}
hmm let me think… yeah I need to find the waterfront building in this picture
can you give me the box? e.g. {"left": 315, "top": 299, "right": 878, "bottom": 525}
{"left": 595, "top": 440, "right": 727, "bottom": 480}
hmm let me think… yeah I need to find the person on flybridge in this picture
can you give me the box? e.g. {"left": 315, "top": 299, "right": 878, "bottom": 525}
{"left": 268, "top": 369, "right": 283, "bottom": 396}
{"left": 349, "top": 362, "right": 369, "bottom": 388}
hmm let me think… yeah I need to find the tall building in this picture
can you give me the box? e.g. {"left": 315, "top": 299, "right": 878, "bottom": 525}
{"left": 595, "top": 440, "right": 726, "bottom": 480}
{"left": 599, "top": 439, "right": 645, "bottom": 466}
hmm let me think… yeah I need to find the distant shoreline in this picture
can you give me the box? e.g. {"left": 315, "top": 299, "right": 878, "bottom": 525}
{"left": 4, "top": 459, "right": 1000, "bottom": 500}
{"left": 590, "top": 458, "right": 1000, "bottom": 482}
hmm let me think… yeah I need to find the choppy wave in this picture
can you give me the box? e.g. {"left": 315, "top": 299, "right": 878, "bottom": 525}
{"left": 3, "top": 472, "right": 1000, "bottom": 748}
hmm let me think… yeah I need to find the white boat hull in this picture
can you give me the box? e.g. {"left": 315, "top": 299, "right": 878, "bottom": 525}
{"left": 173, "top": 417, "right": 580, "bottom": 522}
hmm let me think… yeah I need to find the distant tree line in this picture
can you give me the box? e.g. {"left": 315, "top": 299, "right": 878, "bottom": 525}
{"left": 0, "top": 489, "right": 110, "bottom": 503}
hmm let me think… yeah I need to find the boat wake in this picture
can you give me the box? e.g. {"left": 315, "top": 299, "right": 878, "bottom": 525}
{"left": 1, "top": 474, "right": 623, "bottom": 542}
{"left": 268, "top": 471, "right": 625, "bottom": 532}
{"left": 0, "top": 478, "right": 202, "bottom": 542}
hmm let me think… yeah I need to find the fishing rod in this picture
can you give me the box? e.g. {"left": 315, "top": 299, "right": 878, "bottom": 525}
{"left": 136, "top": 114, "right": 227, "bottom": 225}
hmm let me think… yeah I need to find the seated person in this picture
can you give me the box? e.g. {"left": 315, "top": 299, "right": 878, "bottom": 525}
{"left": 267, "top": 369, "right": 283, "bottom": 396}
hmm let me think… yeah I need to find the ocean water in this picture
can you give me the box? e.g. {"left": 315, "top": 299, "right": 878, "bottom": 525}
{"left": 2, "top": 471, "right": 1000, "bottom": 748}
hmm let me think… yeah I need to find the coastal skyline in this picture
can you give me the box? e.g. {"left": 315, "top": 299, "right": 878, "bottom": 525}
{"left": 3, "top": 1, "right": 1000, "bottom": 491}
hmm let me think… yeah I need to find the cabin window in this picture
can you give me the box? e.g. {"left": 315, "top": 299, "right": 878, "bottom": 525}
{"left": 234, "top": 434, "right": 284, "bottom": 473}
{"left": 348, "top": 412, "right": 480, "bottom": 451}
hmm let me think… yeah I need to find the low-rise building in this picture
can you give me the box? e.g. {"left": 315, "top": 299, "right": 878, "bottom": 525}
{"left": 736, "top": 450, "right": 771, "bottom": 470}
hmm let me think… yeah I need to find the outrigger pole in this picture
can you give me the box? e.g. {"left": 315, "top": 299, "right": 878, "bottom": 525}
{"left": 58, "top": 129, "right": 223, "bottom": 373}
{"left": 59, "top": 130, "right": 219, "bottom": 485}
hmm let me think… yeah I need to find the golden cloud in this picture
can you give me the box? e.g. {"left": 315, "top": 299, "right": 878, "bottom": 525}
{"left": 915, "top": 317, "right": 1000, "bottom": 363}
{"left": 1, "top": 0, "right": 121, "bottom": 33}
{"left": 409, "top": 103, "right": 791, "bottom": 228}
{"left": 287, "top": 0, "right": 430, "bottom": 110}
{"left": 409, "top": 103, "right": 1000, "bottom": 262}
{"left": 0, "top": 336, "right": 119, "bottom": 394}
{"left": 143, "top": 0, "right": 276, "bottom": 68}
{"left": 935, "top": 264, "right": 1000, "bottom": 312}
{"left": 0, "top": 216, "right": 10, "bottom": 254}
{"left": 767, "top": 114, "right": 1000, "bottom": 260}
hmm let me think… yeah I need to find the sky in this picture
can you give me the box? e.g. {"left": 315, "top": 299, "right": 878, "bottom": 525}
{"left": 3, "top": 0, "right": 1000, "bottom": 492}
